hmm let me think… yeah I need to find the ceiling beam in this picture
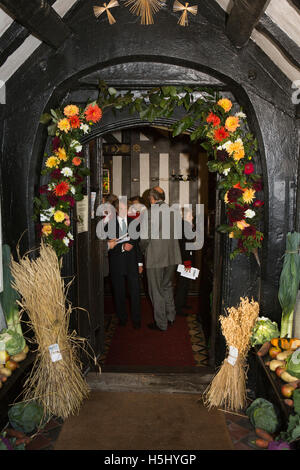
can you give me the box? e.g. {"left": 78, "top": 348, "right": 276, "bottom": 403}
{"left": 226, "top": 0, "right": 270, "bottom": 48}
{"left": 290, "top": 0, "right": 300, "bottom": 12}
{"left": 0, "top": 0, "right": 71, "bottom": 49}
{"left": 256, "top": 15, "right": 300, "bottom": 70}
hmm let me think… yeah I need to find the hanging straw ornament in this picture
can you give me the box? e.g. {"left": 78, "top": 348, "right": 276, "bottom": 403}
{"left": 93, "top": 0, "right": 119, "bottom": 25}
{"left": 173, "top": 0, "right": 198, "bottom": 26}
{"left": 125, "top": 0, "right": 165, "bottom": 25}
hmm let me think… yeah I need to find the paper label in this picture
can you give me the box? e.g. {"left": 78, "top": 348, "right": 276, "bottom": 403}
{"left": 49, "top": 343, "right": 62, "bottom": 363}
{"left": 227, "top": 345, "right": 239, "bottom": 366}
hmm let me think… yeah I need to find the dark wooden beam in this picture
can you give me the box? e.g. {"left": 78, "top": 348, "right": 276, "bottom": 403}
{"left": 226, "top": 0, "right": 270, "bottom": 48}
{"left": 256, "top": 15, "right": 300, "bottom": 70}
{"left": 0, "top": 0, "right": 71, "bottom": 49}
{"left": 290, "top": 0, "right": 300, "bottom": 12}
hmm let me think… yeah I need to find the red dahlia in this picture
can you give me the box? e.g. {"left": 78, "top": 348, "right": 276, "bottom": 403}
{"left": 244, "top": 162, "right": 254, "bottom": 175}
{"left": 206, "top": 112, "right": 221, "bottom": 128}
{"left": 214, "top": 127, "right": 229, "bottom": 142}
{"left": 227, "top": 204, "right": 245, "bottom": 223}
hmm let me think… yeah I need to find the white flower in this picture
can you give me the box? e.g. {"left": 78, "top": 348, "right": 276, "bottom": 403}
{"left": 48, "top": 182, "right": 56, "bottom": 190}
{"left": 245, "top": 209, "right": 256, "bottom": 219}
{"left": 223, "top": 168, "right": 231, "bottom": 176}
{"left": 70, "top": 186, "right": 76, "bottom": 194}
{"left": 67, "top": 232, "right": 74, "bottom": 240}
{"left": 235, "top": 111, "right": 247, "bottom": 119}
{"left": 40, "top": 207, "right": 55, "bottom": 222}
{"left": 61, "top": 167, "right": 73, "bottom": 177}
{"left": 70, "top": 140, "right": 82, "bottom": 153}
{"left": 63, "top": 237, "right": 70, "bottom": 246}
{"left": 80, "top": 123, "right": 90, "bottom": 134}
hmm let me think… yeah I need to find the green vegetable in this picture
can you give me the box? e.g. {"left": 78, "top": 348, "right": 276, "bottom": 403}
{"left": 285, "top": 348, "right": 300, "bottom": 379}
{"left": 250, "top": 316, "right": 280, "bottom": 346}
{"left": 8, "top": 401, "right": 46, "bottom": 434}
{"left": 246, "top": 398, "right": 279, "bottom": 434}
{"left": 278, "top": 413, "right": 300, "bottom": 443}
{"left": 0, "top": 245, "right": 25, "bottom": 355}
{"left": 293, "top": 389, "right": 300, "bottom": 415}
{"left": 278, "top": 232, "right": 300, "bottom": 338}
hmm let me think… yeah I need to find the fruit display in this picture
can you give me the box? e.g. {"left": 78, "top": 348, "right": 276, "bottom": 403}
{"left": 0, "top": 345, "right": 29, "bottom": 389}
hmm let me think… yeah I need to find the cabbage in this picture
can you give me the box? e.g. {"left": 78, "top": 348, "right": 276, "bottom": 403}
{"left": 285, "top": 348, "right": 300, "bottom": 379}
{"left": 8, "top": 401, "right": 46, "bottom": 434}
{"left": 0, "top": 329, "right": 25, "bottom": 356}
{"left": 246, "top": 398, "right": 279, "bottom": 434}
{"left": 250, "top": 316, "right": 280, "bottom": 347}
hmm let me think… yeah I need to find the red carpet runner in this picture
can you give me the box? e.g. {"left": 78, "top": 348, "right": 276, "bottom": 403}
{"left": 104, "top": 296, "right": 197, "bottom": 367}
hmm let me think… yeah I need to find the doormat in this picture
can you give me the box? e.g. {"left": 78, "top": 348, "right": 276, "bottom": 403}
{"left": 53, "top": 391, "right": 234, "bottom": 450}
{"left": 100, "top": 296, "right": 208, "bottom": 368}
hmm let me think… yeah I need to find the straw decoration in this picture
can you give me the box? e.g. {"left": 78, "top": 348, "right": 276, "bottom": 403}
{"left": 173, "top": 1, "right": 198, "bottom": 26}
{"left": 93, "top": 0, "right": 119, "bottom": 24}
{"left": 10, "top": 242, "right": 90, "bottom": 420}
{"left": 125, "top": 0, "right": 165, "bottom": 25}
{"left": 203, "top": 297, "right": 259, "bottom": 412}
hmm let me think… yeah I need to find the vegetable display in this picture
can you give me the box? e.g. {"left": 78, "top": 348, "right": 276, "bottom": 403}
{"left": 278, "top": 232, "right": 300, "bottom": 338}
{"left": 250, "top": 316, "right": 280, "bottom": 347}
{"left": 0, "top": 245, "right": 26, "bottom": 355}
{"left": 285, "top": 348, "right": 300, "bottom": 379}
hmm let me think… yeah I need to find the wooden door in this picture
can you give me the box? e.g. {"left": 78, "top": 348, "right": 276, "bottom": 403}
{"left": 74, "top": 137, "right": 105, "bottom": 370}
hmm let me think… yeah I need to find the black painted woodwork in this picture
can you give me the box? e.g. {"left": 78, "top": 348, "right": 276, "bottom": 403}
{"left": 0, "top": 0, "right": 71, "bottom": 48}
{"left": 257, "top": 15, "right": 300, "bottom": 70}
{"left": 0, "top": 0, "right": 298, "bottom": 369}
{"left": 291, "top": 0, "right": 300, "bottom": 12}
{"left": 226, "top": 0, "right": 270, "bottom": 47}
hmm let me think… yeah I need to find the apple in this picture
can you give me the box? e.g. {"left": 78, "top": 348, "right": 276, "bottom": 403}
{"left": 275, "top": 366, "right": 286, "bottom": 378}
{"left": 269, "top": 347, "right": 281, "bottom": 359}
{"left": 5, "top": 360, "right": 19, "bottom": 371}
{"left": 281, "top": 383, "right": 296, "bottom": 398}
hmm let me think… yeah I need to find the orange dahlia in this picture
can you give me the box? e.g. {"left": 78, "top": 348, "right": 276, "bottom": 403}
{"left": 64, "top": 105, "right": 79, "bottom": 117}
{"left": 84, "top": 104, "right": 102, "bottom": 123}
{"left": 55, "top": 147, "right": 68, "bottom": 161}
{"left": 206, "top": 112, "right": 221, "bottom": 127}
{"left": 72, "top": 156, "right": 82, "bottom": 166}
{"left": 214, "top": 127, "right": 229, "bottom": 142}
{"left": 225, "top": 116, "right": 240, "bottom": 133}
{"left": 69, "top": 115, "right": 81, "bottom": 129}
{"left": 57, "top": 118, "right": 71, "bottom": 133}
{"left": 42, "top": 224, "right": 52, "bottom": 236}
{"left": 54, "top": 181, "right": 70, "bottom": 196}
{"left": 217, "top": 98, "right": 233, "bottom": 113}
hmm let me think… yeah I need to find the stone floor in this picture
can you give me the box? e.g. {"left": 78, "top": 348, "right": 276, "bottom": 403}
{"left": 24, "top": 406, "right": 259, "bottom": 451}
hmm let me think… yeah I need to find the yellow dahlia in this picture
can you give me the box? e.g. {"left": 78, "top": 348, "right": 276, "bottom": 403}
{"left": 54, "top": 210, "right": 66, "bottom": 223}
{"left": 224, "top": 191, "right": 229, "bottom": 204}
{"left": 55, "top": 147, "right": 68, "bottom": 161}
{"left": 225, "top": 116, "right": 240, "bottom": 133}
{"left": 42, "top": 224, "right": 52, "bottom": 236}
{"left": 46, "top": 156, "right": 60, "bottom": 168}
{"left": 227, "top": 139, "right": 245, "bottom": 161}
{"left": 217, "top": 98, "right": 233, "bottom": 113}
{"left": 57, "top": 118, "right": 71, "bottom": 133}
{"left": 242, "top": 188, "right": 256, "bottom": 204}
{"left": 229, "top": 232, "right": 235, "bottom": 238}
{"left": 64, "top": 105, "right": 79, "bottom": 117}
{"left": 236, "top": 220, "right": 250, "bottom": 230}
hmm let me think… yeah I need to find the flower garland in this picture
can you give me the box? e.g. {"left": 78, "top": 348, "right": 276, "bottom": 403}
{"left": 204, "top": 98, "right": 264, "bottom": 260}
{"left": 34, "top": 102, "right": 103, "bottom": 256}
{"left": 35, "top": 87, "right": 263, "bottom": 260}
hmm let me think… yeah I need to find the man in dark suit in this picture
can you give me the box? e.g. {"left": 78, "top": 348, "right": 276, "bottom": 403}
{"left": 140, "top": 188, "right": 182, "bottom": 331}
{"left": 107, "top": 197, "right": 143, "bottom": 329}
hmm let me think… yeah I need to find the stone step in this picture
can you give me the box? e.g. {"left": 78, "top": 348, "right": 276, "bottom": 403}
{"left": 86, "top": 371, "right": 214, "bottom": 394}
